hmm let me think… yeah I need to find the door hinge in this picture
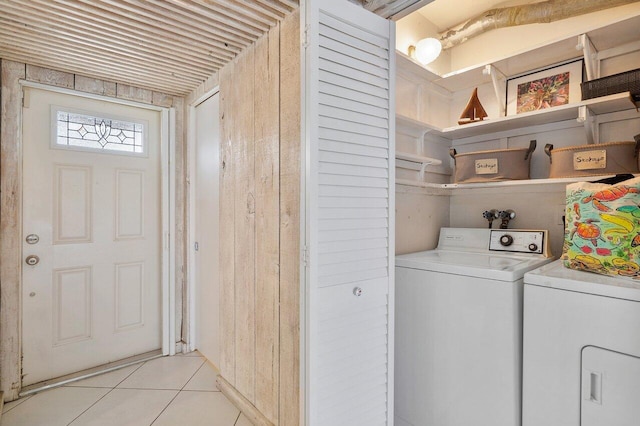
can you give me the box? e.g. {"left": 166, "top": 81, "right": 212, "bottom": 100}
{"left": 21, "top": 89, "right": 29, "bottom": 108}
{"left": 302, "top": 245, "right": 309, "bottom": 267}
{"left": 302, "top": 25, "right": 310, "bottom": 49}
{"left": 194, "top": 242, "right": 199, "bottom": 251}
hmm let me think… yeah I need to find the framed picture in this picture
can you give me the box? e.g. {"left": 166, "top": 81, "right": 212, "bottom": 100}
{"left": 506, "top": 59, "right": 584, "bottom": 116}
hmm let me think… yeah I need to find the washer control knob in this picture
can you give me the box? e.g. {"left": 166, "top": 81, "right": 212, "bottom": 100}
{"left": 528, "top": 243, "right": 538, "bottom": 252}
{"left": 499, "top": 234, "right": 514, "bottom": 246}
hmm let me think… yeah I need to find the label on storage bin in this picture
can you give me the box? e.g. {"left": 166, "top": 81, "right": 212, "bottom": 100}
{"left": 573, "top": 150, "right": 606, "bottom": 170}
{"left": 475, "top": 158, "right": 498, "bottom": 174}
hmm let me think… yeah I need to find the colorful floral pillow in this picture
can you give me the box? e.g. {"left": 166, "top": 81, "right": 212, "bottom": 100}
{"left": 564, "top": 177, "right": 640, "bottom": 278}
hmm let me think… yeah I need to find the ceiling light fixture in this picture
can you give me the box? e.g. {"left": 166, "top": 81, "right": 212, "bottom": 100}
{"left": 408, "top": 37, "right": 442, "bottom": 65}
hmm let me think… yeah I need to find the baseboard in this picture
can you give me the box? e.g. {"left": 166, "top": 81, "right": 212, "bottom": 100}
{"left": 216, "top": 375, "right": 275, "bottom": 426}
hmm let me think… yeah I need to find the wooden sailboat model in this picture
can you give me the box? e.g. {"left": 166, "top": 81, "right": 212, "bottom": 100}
{"left": 458, "top": 87, "right": 488, "bottom": 125}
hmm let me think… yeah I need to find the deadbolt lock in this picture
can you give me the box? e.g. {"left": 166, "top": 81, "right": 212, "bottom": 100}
{"left": 25, "top": 255, "right": 40, "bottom": 266}
{"left": 25, "top": 234, "right": 40, "bottom": 245}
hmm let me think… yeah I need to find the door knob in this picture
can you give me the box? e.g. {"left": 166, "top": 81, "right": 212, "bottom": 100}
{"left": 25, "top": 255, "right": 40, "bottom": 266}
{"left": 25, "top": 234, "right": 40, "bottom": 245}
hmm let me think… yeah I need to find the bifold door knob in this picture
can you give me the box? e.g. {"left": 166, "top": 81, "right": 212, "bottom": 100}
{"left": 353, "top": 287, "right": 363, "bottom": 297}
{"left": 25, "top": 255, "right": 40, "bottom": 266}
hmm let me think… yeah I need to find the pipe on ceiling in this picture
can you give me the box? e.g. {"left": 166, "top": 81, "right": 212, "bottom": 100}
{"left": 439, "top": 0, "right": 639, "bottom": 49}
{"left": 352, "top": 0, "right": 428, "bottom": 18}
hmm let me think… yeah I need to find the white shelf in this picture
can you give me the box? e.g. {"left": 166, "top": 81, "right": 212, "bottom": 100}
{"left": 395, "top": 152, "right": 442, "bottom": 166}
{"left": 397, "top": 174, "right": 637, "bottom": 191}
{"left": 396, "top": 114, "right": 443, "bottom": 138}
{"left": 396, "top": 92, "right": 636, "bottom": 141}
{"left": 441, "top": 174, "right": 632, "bottom": 189}
{"left": 445, "top": 92, "right": 635, "bottom": 139}
{"left": 396, "top": 152, "right": 443, "bottom": 181}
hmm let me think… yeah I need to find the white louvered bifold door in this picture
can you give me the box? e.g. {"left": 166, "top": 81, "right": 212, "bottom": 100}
{"left": 303, "top": 1, "right": 395, "bottom": 425}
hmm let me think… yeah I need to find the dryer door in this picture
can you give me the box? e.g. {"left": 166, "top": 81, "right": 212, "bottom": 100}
{"left": 582, "top": 346, "right": 640, "bottom": 426}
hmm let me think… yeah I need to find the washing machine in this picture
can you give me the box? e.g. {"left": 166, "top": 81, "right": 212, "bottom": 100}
{"left": 395, "top": 227, "right": 554, "bottom": 426}
{"left": 523, "top": 260, "right": 640, "bottom": 426}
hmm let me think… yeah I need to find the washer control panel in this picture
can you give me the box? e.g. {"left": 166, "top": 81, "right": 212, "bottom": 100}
{"left": 489, "top": 230, "right": 546, "bottom": 255}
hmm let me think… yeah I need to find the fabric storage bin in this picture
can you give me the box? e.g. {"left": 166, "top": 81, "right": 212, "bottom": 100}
{"left": 449, "top": 140, "right": 536, "bottom": 183}
{"left": 563, "top": 176, "right": 640, "bottom": 278}
{"left": 581, "top": 68, "right": 640, "bottom": 100}
{"left": 545, "top": 137, "right": 640, "bottom": 178}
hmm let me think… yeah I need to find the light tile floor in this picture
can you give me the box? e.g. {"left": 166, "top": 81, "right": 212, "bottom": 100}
{"left": 1, "top": 352, "right": 252, "bottom": 426}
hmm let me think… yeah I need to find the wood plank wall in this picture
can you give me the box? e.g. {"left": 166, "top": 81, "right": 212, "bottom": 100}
{"left": 217, "top": 9, "right": 300, "bottom": 426}
{"left": 278, "top": 10, "right": 301, "bottom": 426}
{"left": 0, "top": 59, "right": 25, "bottom": 401}
{"left": 0, "top": 60, "right": 185, "bottom": 401}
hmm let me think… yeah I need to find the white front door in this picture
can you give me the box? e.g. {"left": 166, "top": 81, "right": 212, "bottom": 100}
{"left": 21, "top": 87, "right": 164, "bottom": 386}
{"left": 193, "top": 92, "right": 220, "bottom": 364}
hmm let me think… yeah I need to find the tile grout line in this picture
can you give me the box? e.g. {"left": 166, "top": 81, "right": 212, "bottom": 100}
{"left": 233, "top": 411, "right": 242, "bottom": 425}
{"left": 112, "top": 361, "right": 147, "bottom": 388}
{"left": 178, "top": 358, "right": 206, "bottom": 392}
{"left": 65, "top": 360, "right": 148, "bottom": 426}
{"left": 149, "top": 358, "right": 207, "bottom": 425}
{"left": 66, "top": 387, "right": 116, "bottom": 425}
{"left": 147, "top": 390, "right": 181, "bottom": 426}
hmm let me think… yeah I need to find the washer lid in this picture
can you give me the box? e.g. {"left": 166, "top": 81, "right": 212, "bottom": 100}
{"left": 525, "top": 260, "right": 640, "bottom": 302}
{"left": 396, "top": 249, "right": 553, "bottom": 281}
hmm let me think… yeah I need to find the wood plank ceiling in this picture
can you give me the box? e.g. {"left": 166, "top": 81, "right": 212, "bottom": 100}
{"left": 0, "top": 0, "right": 299, "bottom": 95}
{"left": 0, "top": 0, "right": 424, "bottom": 96}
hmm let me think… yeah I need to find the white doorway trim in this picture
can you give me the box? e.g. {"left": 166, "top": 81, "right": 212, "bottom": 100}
{"left": 18, "top": 80, "right": 176, "bottom": 362}
{"left": 187, "top": 87, "right": 219, "bottom": 353}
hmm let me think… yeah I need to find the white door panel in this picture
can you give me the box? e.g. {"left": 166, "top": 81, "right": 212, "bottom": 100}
{"left": 22, "top": 87, "right": 162, "bottom": 385}
{"left": 304, "top": 0, "right": 395, "bottom": 424}
{"left": 582, "top": 347, "right": 640, "bottom": 426}
{"left": 193, "top": 93, "right": 220, "bottom": 365}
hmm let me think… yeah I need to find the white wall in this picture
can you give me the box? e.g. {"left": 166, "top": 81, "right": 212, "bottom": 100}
{"left": 450, "top": 185, "right": 567, "bottom": 256}
{"left": 396, "top": 186, "right": 450, "bottom": 255}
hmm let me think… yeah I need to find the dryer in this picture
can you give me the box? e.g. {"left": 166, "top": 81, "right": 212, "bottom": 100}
{"left": 395, "top": 228, "right": 553, "bottom": 426}
{"left": 523, "top": 260, "right": 640, "bottom": 426}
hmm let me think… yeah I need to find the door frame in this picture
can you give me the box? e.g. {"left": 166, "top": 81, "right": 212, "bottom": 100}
{"left": 186, "top": 87, "right": 219, "bottom": 353}
{"left": 16, "top": 81, "right": 176, "bottom": 389}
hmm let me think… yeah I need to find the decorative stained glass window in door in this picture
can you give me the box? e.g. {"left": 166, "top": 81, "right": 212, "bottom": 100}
{"left": 55, "top": 110, "right": 145, "bottom": 154}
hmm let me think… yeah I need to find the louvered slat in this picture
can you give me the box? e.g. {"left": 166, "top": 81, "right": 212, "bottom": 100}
{"left": 318, "top": 196, "right": 388, "bottom": 208}
{"left": 306, "top": 1, "right": 394, "bottom": 423}
{"left": 319, "top": 93, "right": 389, "bottom": 119}
{"left": 318, "top": 238, "right": 388, "bottom": 253}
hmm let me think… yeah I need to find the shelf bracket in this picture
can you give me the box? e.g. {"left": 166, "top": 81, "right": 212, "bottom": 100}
{"left": 483, "top": 64, "right": 506, "bottom": 116}
{"left": 416, "top": 129, "right": 429, "bottom": 156}
{"left": 577, "top": 105, "right": 597, "bottom": 145}
{"left": 419, "top": 163, "right": 429, "bottom": 181}
{"left": 577, "top": 34, "right": 599, "bottom": 81}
